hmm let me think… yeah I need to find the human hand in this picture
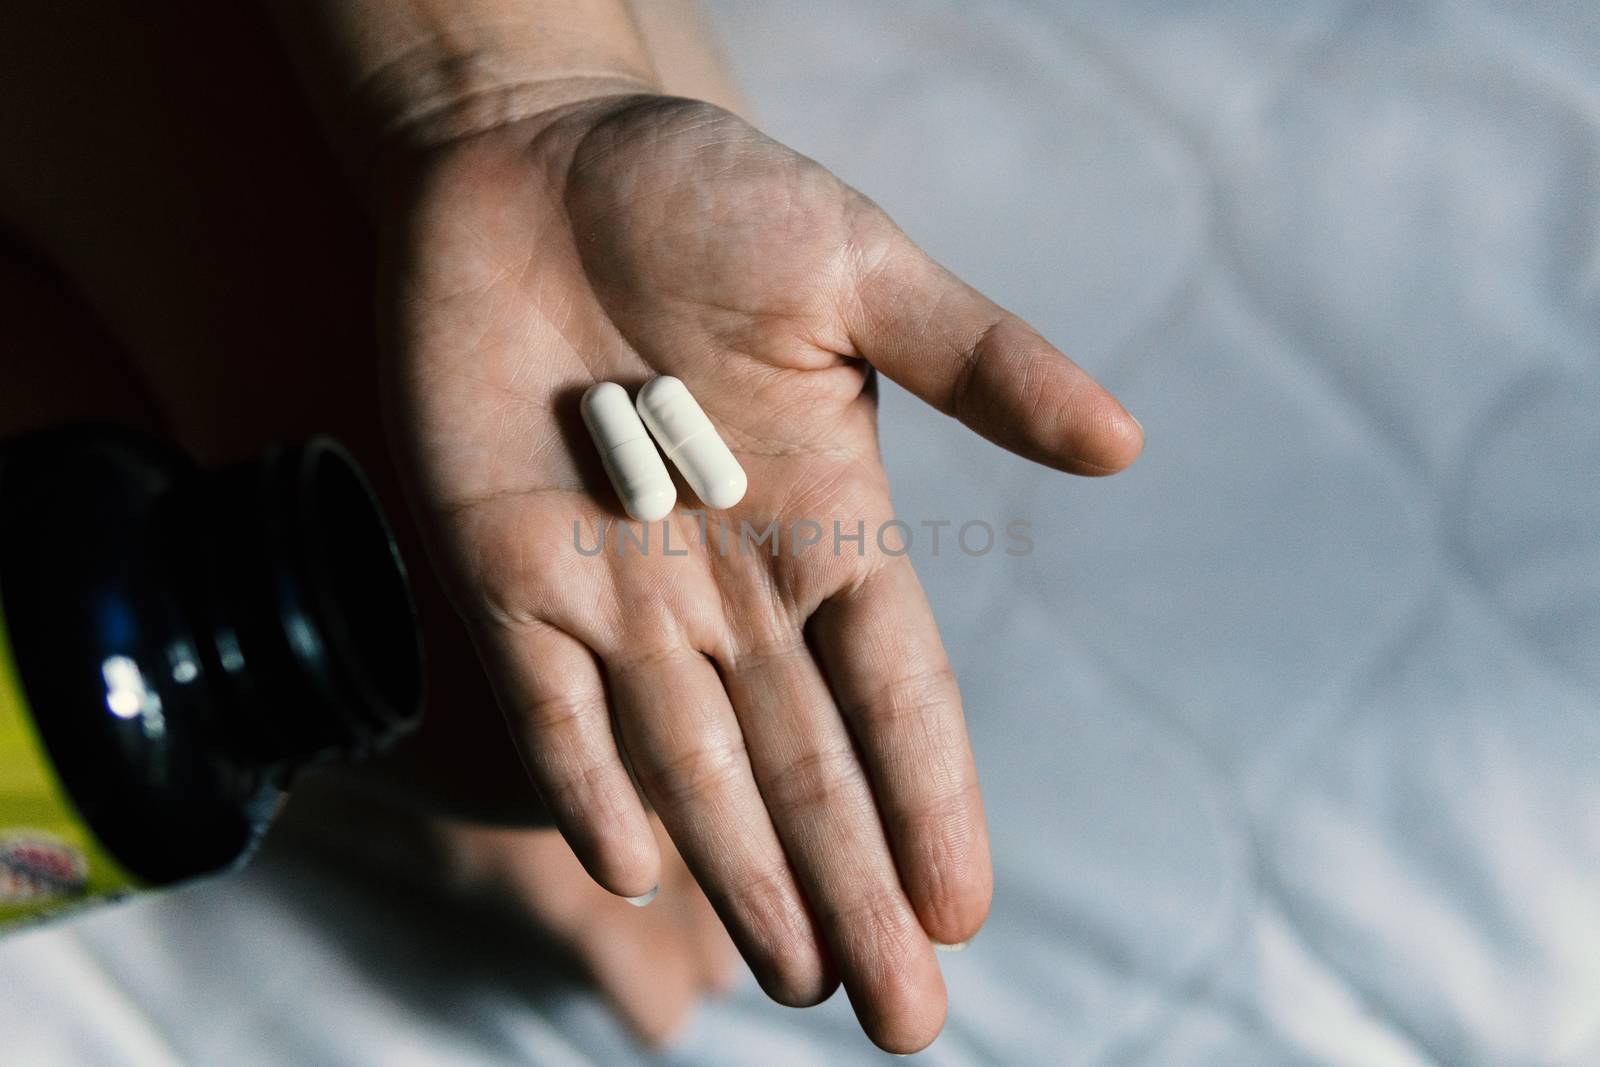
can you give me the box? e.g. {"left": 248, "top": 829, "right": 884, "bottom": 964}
{"left": 376, "top": 94, "right": 1142, "bottom": 1052}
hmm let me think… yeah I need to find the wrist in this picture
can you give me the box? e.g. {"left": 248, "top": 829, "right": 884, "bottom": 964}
{"left": 364, "top": 83, "right": 660, "bottom": 236}
{"left": 258, "top": 1, "right": 663, "bottom": 206}
{"left": 361, "top": 70, "right": 661, "bottom": 188}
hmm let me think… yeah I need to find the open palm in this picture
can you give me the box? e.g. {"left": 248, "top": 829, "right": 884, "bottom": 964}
{"left": 378, "top": 95, "right": 1142, "bottom": 1053}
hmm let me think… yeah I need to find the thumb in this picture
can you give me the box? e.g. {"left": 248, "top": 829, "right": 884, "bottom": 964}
{"left": 845, "top": 219, "right": 1144, "bottom": 475}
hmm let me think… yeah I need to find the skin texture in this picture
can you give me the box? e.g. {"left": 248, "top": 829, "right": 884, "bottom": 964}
{"left": 376, "top": 94, "right": 1143, "bottom": 1050}
{"left": 1, "top": 1, "right": 1142, "bottom": 1053}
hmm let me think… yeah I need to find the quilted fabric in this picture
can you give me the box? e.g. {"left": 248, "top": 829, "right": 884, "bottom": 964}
{"left": 1, "top": 2, "right": 1596, "bottom": 1063}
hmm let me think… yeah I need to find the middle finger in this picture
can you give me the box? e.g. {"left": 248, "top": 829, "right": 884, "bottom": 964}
{"left": 717, "top": 632, "right": 947, "bottom": 1054}
{"left": 605, "top": 644, "right": 834, "bottom": 1007}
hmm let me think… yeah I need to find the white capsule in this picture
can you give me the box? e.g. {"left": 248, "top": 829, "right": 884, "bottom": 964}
{"left": 636, "top": 377, "right": 747, "bottom": 510}
{"left": 581, "top": 382, "right": 677, "bottom": 522}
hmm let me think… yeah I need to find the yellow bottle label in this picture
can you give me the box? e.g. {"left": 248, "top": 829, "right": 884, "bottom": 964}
{"left": 0, "top": 601, "right": 142, "bottom": 930}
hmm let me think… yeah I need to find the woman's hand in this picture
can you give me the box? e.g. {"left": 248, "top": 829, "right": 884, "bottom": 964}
{"left": 377, "top": 94, "right": 1142, "bottom": 1052}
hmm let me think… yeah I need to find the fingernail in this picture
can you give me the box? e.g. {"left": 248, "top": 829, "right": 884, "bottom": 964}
{"left": 1130, "top": 413, "right": 1144, "bottom": 436}
{"left": 932, "top": 938, "right": 971, "bottom": 953}
{"left": 623, "top": 885, "right": 659, "bottom": 907}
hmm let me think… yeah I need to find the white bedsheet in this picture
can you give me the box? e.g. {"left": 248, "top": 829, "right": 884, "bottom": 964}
{"left": 4, "top": 2, "right": 1598, "bottom": 1063}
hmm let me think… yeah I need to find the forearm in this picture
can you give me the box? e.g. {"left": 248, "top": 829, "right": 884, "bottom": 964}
{"left": 258, "top": 0, "right": 696, "bottom": 195}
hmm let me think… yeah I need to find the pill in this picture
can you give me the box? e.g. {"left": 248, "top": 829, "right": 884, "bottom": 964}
{"left": 636, "top": 376, "right": 747, "bottom": 510}
{"left": 580, "top": 382, "right": 677, "bottom": 522}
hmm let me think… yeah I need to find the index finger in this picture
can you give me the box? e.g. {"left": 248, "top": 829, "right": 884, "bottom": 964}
{"left": 807, "top": 555, "right": 993, "bottom": 947}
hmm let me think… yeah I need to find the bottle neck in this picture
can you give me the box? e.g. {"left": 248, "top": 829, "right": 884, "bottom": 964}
{"left": 166, "top": 439, "right": 423, "bottom": 780}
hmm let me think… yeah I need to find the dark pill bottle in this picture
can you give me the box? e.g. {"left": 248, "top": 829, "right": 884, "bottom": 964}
{"left": 0, "top": 425, "right": 423, "bottom": 929}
